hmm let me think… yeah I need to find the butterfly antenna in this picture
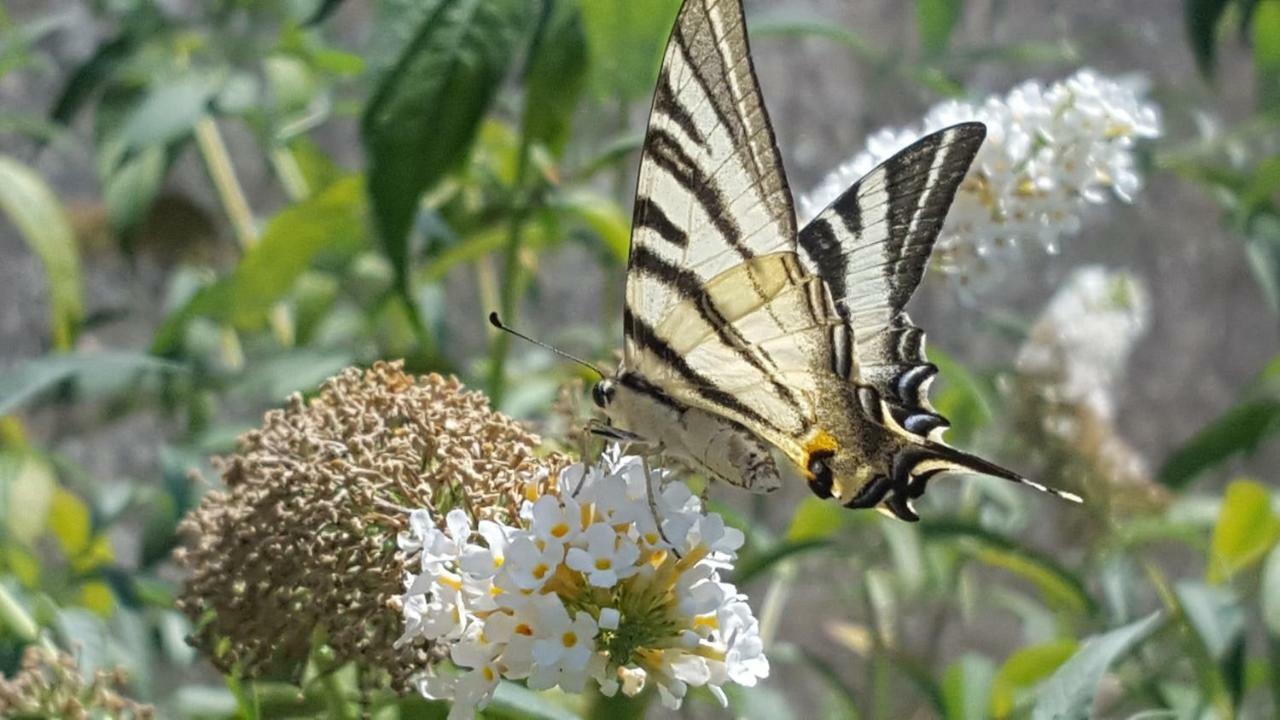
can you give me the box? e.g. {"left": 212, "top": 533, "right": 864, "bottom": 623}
{"left": 488, "top": 312, "right": 605, "bottom": 379}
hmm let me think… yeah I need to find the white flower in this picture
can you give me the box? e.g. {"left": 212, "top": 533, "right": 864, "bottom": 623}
{"left": 529, "top": 595, "right": 599, "bottom": 693}
{"left": 400, "top": 450, "right": 769, "bottom": 714}
{"left": 566, "top": 522, "right": 641, "bottom": 587}
{"left": 503, "top": 535, "right": 564, "bottom": 591}
{"left": 459, "top": 520, "right": 509, "bottom": 578}
{"left": 799, "top": 69, "right": 1160, "bottom": 285}
{"left": 530, "top": 494, "right": 581, "bottom": 546}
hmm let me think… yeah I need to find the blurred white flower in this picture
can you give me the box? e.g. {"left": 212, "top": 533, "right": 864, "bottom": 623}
{"left": 397, "top": 451, "right": 768, "bottom": 718}
{"left": 799, "top": 69, "right": 1161, "bottom": 284}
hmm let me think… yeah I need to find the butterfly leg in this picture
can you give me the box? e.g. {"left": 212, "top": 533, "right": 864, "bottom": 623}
{"left": 638, "top": 453, "right": 682, "bottom": 558}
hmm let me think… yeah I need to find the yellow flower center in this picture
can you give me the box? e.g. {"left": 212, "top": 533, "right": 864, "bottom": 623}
{"left": 533, "top": 563, "right": 550, "bottom": 580}
{"left": 562, "top": 631, "right": 578, "bottom": 648}
{"left": 483, "top": 665, "right": 496, "bottom": 682}
{"left": 551, "top": 523, "right": 570, "bottom": 539}
{"left": 515, "top": 623, "right": 533, "bottom": 636}
{"left": 594, "top": 558, "right": 612, "bottom": 571}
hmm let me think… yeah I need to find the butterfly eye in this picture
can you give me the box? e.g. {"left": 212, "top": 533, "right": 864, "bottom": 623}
{"left": 592, "top": 381, "right": 615, "bottom": 409}
{"left": 807, "top": 456, "right": 828, "bottom": 478}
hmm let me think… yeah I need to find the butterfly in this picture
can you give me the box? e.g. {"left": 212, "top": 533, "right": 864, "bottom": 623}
{"left": 584, "top": 0, "right": 1081, "bottom": 521}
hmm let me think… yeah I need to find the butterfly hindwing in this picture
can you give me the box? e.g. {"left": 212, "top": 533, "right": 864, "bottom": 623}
{"left": 797, "top": 124, "right": 986, "bottom": 434}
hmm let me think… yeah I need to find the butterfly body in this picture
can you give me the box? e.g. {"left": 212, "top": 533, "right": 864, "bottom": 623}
{"left": 592, "top": 0, "right": 1082, "bottom": 520}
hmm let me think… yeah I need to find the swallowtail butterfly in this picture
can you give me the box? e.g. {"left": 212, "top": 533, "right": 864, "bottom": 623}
{"left": 585, "top": 0, "right": 1081, "bottom": 521}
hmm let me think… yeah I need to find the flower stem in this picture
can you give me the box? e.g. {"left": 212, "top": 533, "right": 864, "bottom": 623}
{"left": 194, "top": 116, "right": 257, "bottom": 249}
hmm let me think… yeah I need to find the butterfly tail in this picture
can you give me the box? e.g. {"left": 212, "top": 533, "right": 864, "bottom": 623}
{"left": 917, "top": 441, "right": 1083, "bottom": 505}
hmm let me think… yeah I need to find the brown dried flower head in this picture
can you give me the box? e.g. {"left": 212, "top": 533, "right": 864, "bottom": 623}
{"left": 175, "top": 361, "right": 566, "bottom": 688}
{"left": 0, "top": 645, "right": 153, "bottom": 719}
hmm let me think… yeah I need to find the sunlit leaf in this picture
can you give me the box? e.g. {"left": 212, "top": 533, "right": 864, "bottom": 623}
{"left": 0, "top": 155, "right": 83, "bottom": 349}
{"left": 0, "top": 351, "right": 182, "bottom": 415}
{"left": 1176, "top": 580, "right": 1245, "bottom": 661}
{"left": 78, "top": 580, "right": 115, "bottom": 616}
{"left": 523, "top": 0, "right": 588, "bottom": 157}
{"left": 578, "top": 0, "right": 682, "bottom": 100}
{"left": 786, "top": 497, "right": 844, "bottom": 543}
{"left": 362, "top": 0, "right": 530, "bottom": 296}
{"left": 553, "top": 190, "right": 630, "bottom": 262}
{"left": 1031, "top": 611, "right": 1164, "bottom": 720}
{"left": 1253, "top": 0, "right": 1280, "bottom": 112}
{"left": 48, "top": 487, "right": 92, "bottom": 558}
{"left": 917, "top": 0, "right": 964, "bottom": 55}
{"left": 1209, "top": 478, "right": 1280, "bottom": 582}
{"left": 990, "top": 640, "right": 1078, "bottom": 718}
{"left": 0, "top": 452, "right": 55, "bottom": 545}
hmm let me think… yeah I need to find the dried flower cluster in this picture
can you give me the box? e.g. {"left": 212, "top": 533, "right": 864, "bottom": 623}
{"left": 1011, "top": 267, "right": 1162, "bottom": 506}
{"left": 176, "top": 361, "right": 565, "bottom": 687}
{"left": 399, "top": 449, "right": 769, "bottom": 719}
{"left": 800, "top": 69, "right": 1161, "bottom": 285}
{"left": 0, "top": 645, "right": 153, "bottom": 719}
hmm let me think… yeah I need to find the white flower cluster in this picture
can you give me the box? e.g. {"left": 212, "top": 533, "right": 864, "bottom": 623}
{"left": 799, "top": 69, "right": 1161, "bottom": 284}
{"left": 1017, "top": 265, "right": 1150, "bottom": 425}
{"left": 397, "top": 449, "right": 768, "bottom": 719}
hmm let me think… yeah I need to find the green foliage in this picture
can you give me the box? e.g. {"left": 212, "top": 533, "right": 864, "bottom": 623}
{"left": 0, "top": 0, "right": 1278, "bottom": 718}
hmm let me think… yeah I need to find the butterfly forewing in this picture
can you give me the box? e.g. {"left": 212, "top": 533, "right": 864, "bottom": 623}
{"left": 625, "top": 0, "right": 797, "bottom": 369}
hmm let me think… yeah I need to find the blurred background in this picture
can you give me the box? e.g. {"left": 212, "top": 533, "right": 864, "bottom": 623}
{"left": 1, "top": 0, "right": 1279, "bottom": 717}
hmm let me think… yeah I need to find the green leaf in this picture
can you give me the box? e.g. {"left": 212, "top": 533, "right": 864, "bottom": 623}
{"left": 1160, "top": 397, "right": 1280, "bottom": 488}
{"left": 0, "top": 452, "right": 56, "bottom": 545}
{"left": 553, "top": 190, "right": 630, "bottom": 262}
{"left": 118, "top": 75, "right": 217, "bottom": 151}
{"left": 929, "top": 346, "right": 994, "bottom": 445}
{"left": 227, "top": 176, "right": 366, "bottom": 329}
{"left": 486, "top": 680, "right": 580, "bottom": 720}
{"left": 786, "top": 497, "right": 844, "bottom": 542}
{"left": 578, "top": 0, "right": 682, "bottom": 100}
{"left": 990, "top": 640, "right": 1078, "bottom": 718}
{"left": 48, "top": 487, "right": 92, "bottom": 558}
{"left": 0, "top": 155, "right": 83, "bottom": 349}
{"left": 943, "top": 654, "right": 996, "bottom": 720}
{"left": 1185, "top": 0, "right": 1233, "bottom": 76}
{"left": 103, "top": 144, "right": 168, "bottom": 232}
{"left": 1031, "top": 612, "right": 1164, "bottom": 720}
{"left": 522, "top": 0, "right": 588, "bottom": 157}
{"left": 1176, "top": 580, "right": 1245, "bottom": 661}
{"left": 0, "top": 351, "right": 182, "bottom": 415}
{"left": 1261, "top": 545, "right": 1280, "bottom": 635}
{"left": 1245, "top": 216, "right": 1280, "bottom": 313}
{"left": 151, "top": 177, "right": 365, "bottom": 351}
{"left": 925, "top": 521, "right": 1094, "bottom": 614}
{"left": 1209, "top": 478, "right": 1280, "bottom": 582}
{"left": 1253, "top": 0, "right": 1280, "bottom": 112}
{"left": 917, "top": 0, "right": 964, "bottom": 55}
{"left": 733, "top": 538, "right": 833, "bottom": 585}
{"left": 362, "top": 0, "right": 529, "bottom": 295}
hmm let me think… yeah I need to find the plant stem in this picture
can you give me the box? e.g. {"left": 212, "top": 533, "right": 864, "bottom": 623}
{"left": 194, "top": 116, "right": 257, "bottom": 249}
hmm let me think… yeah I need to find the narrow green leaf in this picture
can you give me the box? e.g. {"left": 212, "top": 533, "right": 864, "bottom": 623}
{"left": 49, "top": 32, "right": 139, "bottom": 126}
{"left": 0, "top": 155, "right": 83, "bottom": 349}
{"left": 990, "top": 640, "right": 1078, "bottom": 718}
{"left": 362, "top": 0, "right": 529, "bottom": 295}
{"left": 1159, "top": 397, "right": 1280, "bottom": 488}
{"left": 1253, "top": 0, "right": 1280, "bottom": 111}
{"left": 917, "top": 0, "right": 964, "bottom": 55}
{"left": 1185, "top": 0, "right": 1233, "bottom": 76}
{"left": 522, "top": 0, "right": 588, "bottom": 157}
{"left": 1209, "top": 478, "right": 1280, "bottom": 582}
{"left": 1031, "top": 612, "right": 1164, "bottom": 720}
{"left": 0, "top": 351, "right": 182, "bottom": 416}
{"left": 103, "top": 144, "right": 168, "bottom": 232}
{"left": 929, "top": 346, "right": 994, "bottom": 444}
{"left": 486, "top": 680, "right": 580, "bottom": 720}
{"left": 578, "top": 0, "right": 682, "bottom": 100}
{"left": 734, "top": 538, "right": 833, "bottom": 585}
